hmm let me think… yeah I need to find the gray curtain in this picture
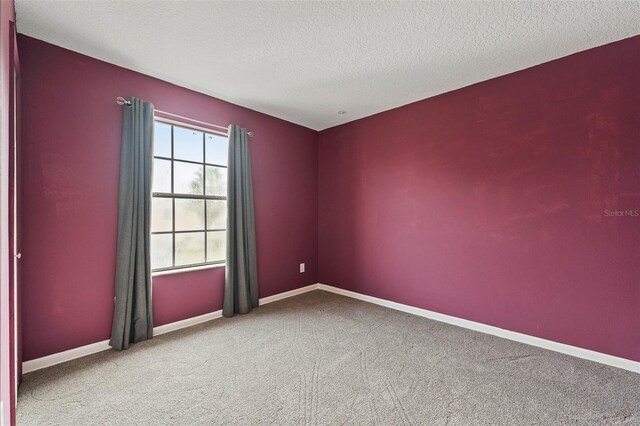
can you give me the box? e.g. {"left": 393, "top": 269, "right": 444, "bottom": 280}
{"left": 223, "top": 125, "right": 259, "bottom": 317}
{"left": 109, "top": 97, "right": 154, "bottom": 350}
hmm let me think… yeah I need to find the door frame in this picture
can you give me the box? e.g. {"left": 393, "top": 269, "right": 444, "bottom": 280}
{"left": 9, "top": 18, "right": 21, "bottom": 390}
{"left": 3, "top": 18, "right": 19, "bottom": 426}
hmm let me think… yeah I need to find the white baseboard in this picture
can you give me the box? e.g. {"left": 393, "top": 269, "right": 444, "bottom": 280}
{"left": 22, "top": 339, "right": 112, "bottom": 374}
{"left": 23, "top": 283, "right": 639, "bottom": 375}
{"left": 152, "top": 310, "right": 222, "bottom": 336}
{"left": 316, "top": 284, "right": 639, "bottom": 374}
{"left": 23, "top": 284, "right": 319, "bottom": 374}
{"left": 259, "top": 283, "right": 318, "bottom": 305}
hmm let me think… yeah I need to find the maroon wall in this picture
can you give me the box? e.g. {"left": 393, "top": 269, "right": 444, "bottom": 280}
{"left": 19, "top": 35, "right": 318, "bottom": 361}
{"left": 318, "top": 36, "right": 640, "bottom": 362}
{"left": 19, "top": 32, "right": 640, "bottom": 365}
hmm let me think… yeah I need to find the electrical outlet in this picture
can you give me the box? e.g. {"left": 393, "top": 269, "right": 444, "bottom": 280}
{"left": 300, "top": 263, "right": 305, "bottom": 273}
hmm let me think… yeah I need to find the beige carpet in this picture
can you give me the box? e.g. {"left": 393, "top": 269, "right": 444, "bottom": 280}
{"left": 17, "top": 290, "right": 640, "bottom": 425}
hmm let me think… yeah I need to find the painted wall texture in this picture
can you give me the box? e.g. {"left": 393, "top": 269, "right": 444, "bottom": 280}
{"left": 318, "top": 36, "right": 640, "bottom": 362}
{"left": 18, "top": 32, "right": 640, "bottom": 364}
{"left": 19, "top": 35, "right": 318, "bottom": 361}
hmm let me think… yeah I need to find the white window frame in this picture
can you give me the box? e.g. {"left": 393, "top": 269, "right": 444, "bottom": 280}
{"left": 151, "top": 117, "right": 228, "bottom": 273}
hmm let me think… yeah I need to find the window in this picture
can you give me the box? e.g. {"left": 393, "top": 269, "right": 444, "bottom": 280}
{"left": 151, "top": 120, "right": 228, "bottom": 272}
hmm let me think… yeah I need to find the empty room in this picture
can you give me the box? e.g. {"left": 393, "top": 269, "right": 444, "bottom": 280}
{"left": 0, "top": 1, "right": 639, "bottom": 425}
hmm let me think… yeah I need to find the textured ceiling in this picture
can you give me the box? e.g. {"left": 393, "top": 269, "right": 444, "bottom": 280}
{"left": 15, "top": 1, "right": 640, "bottom": 130}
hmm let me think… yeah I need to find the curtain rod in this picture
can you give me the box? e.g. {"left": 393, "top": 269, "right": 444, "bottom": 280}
{"left": 116, "top": 97, "right": 253, "bottom": 137}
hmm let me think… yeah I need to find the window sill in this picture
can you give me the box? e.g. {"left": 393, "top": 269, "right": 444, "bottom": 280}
{"left": 152, "top": 263, "right": 225, "bottom": 277}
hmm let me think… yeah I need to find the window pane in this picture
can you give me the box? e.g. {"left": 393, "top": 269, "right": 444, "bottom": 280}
{"left": 175, "top": 232, "right": 205, "bottom": 266}
{"left": 206, "top": 200, "right": 227, "bottom": 230}
{"left": 205, "top": 166, "right": 227, "bottom": 196}
{"left": 151, "top": 122, "right": 227, "bottom": 271}
{"left": 175, "top": 199, "right": 204, "bottom": 231}
{"left": 207, "top": 231, "right": 226, "bottom": 262}
{"left": 206, "top": 133, "right": 228, "bottom": 166}
{"left": 151, "top": 234, "right": 172, "bottom": 269}
{"left": 174, "top": 161, "right": 204, "bottom": 195}
{"left": 174, "top": 126, "right": 203, "bottom": 162}
{"left": 151, "top": 198, "right": 172, "bottom": 232}
{"left": 154, "top": 122, "right": 172, "bottom": 157}
{"left": 153, "top": 159, "right": 171, "bottom": 193}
